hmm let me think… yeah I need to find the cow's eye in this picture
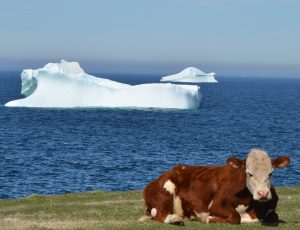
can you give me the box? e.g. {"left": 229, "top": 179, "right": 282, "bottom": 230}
{"left": 269, "top": 172, "right": 273, "bottom": 177}
{"left": 247, "top": 172, "right": 253, "bottom": 177}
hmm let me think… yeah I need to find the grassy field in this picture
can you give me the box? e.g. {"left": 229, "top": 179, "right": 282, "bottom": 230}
{"left": 0, "top": 187, "right": 299, "bottom": 230}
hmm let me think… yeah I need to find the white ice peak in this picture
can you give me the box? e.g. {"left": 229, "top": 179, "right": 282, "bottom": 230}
{"left": 160, "top": 67, "right": 217, "bottom": 83}
{"left": 5, "top": 60, "right": 201, "bottom": 109}
{"left": 56, "top": 59, "right": 84, "bottom": 74}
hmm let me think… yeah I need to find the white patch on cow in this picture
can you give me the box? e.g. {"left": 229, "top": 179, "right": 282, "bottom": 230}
{"left": 173, "top": 196, "right": 183, "bottom": 217}
{"left": 182, "top": 166, "right": 186, "bottom": 170}
{"left": 236, "top": 204, "right": 248, "bottom": 213}
{"left": 163, "top": 180, "right": 176, "bottom": 195}
{"left": 151, "top": 208, "right": 157, "bottom": 217}
{"left": 208, "top": 200, "right": 214, "bottom": 209}
{"left": 235, "top": 205, "right": 259, "bottom": 223}
{"left": 164, "top": 214, "right": 173, "bottom": 224}
{"left": 164, "top": 214, "right": 183, "bottom": 224}
{"left": 193, "top": 211, "right": 209, "bottom": 223}
{"left": 240, "top": 213, "right": 259, "bottom": 223}
{"left": 190, "top": 215, "right": 196, "bottom": 220}
{"left": 206, "top": 215, "right": 214, "bottom": 224}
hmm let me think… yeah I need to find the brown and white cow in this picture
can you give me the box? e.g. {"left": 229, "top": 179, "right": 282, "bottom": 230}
{"left": 141, "top": 148, "right": 290, "bottom": 225}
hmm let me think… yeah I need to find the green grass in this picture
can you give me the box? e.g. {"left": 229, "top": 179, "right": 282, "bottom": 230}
{"left": 0, "top": 187, "right": 299, "bottom": 229}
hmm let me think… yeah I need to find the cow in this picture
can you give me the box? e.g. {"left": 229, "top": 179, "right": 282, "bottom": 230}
{"left": 140, "top": 148, "right": 290, "bottom": 225}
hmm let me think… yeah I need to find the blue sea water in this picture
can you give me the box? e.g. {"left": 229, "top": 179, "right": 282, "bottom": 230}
{"left": 0, "top": 71, "right": 299, "bottom": 199}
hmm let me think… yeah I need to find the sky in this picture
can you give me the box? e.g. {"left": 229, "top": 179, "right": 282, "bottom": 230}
{"left": 0, "top": 0, "right": 299, "bottom": 77}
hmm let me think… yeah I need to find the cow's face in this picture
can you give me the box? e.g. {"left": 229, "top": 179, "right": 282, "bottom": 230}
{"left": 245, "top": 149, "right": 273, "bottom": 201}
{"left": 227, "top": 148, "right": 290, "bottom": 202}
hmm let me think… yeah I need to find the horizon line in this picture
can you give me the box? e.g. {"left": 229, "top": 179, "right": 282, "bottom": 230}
{"left": 0, "top": 58, "right": 299, "bottom": 78}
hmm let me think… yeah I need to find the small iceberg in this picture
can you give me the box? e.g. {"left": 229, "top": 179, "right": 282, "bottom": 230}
{"left": 5, "top": 60, "right": 201, "bottom": 109}
{"left": 160, "top": 67, "right": 218, "bottom": 83}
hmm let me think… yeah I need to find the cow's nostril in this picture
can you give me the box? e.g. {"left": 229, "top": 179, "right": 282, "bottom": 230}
{"left": 258, "top": 190, "right": 269, "bottom": 198}
{"left": 258, "top": 191, "right": 262, "bottom": 197}
{"left": 265, "top": 191, "right": 269, "bottom": 197}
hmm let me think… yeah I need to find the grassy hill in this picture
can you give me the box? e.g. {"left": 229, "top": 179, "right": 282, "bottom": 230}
{"left": 0, "top": 187, "right": 299, "bottom": 229}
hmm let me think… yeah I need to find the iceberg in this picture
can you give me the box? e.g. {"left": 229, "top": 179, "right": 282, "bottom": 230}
{"left": 160, "top": 67, "right": 218, "bottom": 83}
{"left": 5, "top": 60, "right": 201, "bottom": 109}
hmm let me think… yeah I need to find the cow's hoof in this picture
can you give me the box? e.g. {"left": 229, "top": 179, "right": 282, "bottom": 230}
{"left": 171, "top": 214, "right": 184, "bottom": 225}
{"left": 263, "top": 212, "right": 279, "bottom": 226}
{"left": 165, "top": 214, "right": 184, "bottom": 225}
{"left": 173, "top": 220, "right": 185, "bottom": 226}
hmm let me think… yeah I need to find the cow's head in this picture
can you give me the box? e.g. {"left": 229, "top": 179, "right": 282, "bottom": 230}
{"left": 227, "top": 148, "right": 290, "bottom": 201}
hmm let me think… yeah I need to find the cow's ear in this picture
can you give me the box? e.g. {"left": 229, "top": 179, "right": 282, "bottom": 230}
{"left": 227, "top": 157, "right": 245, "bottom": 168}
{"left": 272, "top": 156, "right": 290, "bottom": 168}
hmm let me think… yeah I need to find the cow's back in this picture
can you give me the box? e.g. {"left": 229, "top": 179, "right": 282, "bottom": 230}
{"left": 172, "top": 165, "right": 246, "bottom": 215}
{"left": 143, "top": 164, "right": 248, "bottom": 216}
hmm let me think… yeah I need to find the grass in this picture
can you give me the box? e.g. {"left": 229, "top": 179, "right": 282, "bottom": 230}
{"left": 0, "top": 187, "right": 299, "bottom": 230}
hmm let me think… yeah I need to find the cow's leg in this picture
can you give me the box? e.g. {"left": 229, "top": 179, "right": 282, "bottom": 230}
{"left": 207, "top": 212, "right": 241, "bottom": 224}
{"left": 208, "top": 208, "right": 260, "bottom": 224}
{"left": 207, "top": 199, "right": 241, "bottom": 224}
{"left": 153, "top": 191, "right": 183, "bottom": 224}
{"left": 143, "top": 183, "right": 183, "bottom": 224}
{"left": 239, "top": 207, "right": 259, "bottom": 223}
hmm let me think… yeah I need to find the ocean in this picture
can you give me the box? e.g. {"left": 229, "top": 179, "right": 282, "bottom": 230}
{"left": 0, "top": 71, "right": 299, "bottom": 199}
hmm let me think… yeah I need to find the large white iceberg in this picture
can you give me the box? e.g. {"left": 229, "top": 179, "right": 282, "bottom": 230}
{"left": 160, "top": 67, "right": 217, "bottom": 83}
{"left": 5, "top": 60, "right": 201, "bottom": 109}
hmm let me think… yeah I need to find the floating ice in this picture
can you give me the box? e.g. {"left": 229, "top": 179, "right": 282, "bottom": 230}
{"left": 5, "top": 60, "right": 201, "bottom": 109}
{"left": 160, "top": 67, "right": 217, "bottom": 83}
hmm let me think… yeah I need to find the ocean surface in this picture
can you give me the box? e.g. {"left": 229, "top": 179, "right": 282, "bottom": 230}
{"left": 0, "top": 71, "right": 299, "bottom": 199}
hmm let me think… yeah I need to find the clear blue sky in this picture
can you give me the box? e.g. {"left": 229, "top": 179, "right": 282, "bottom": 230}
{"left": 0, "top": 0, "right": 299, "bottom": 77}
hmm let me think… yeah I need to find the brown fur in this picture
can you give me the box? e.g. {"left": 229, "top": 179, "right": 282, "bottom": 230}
{"left": 142, "top": 153, "right": 290, "bottom": 224}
